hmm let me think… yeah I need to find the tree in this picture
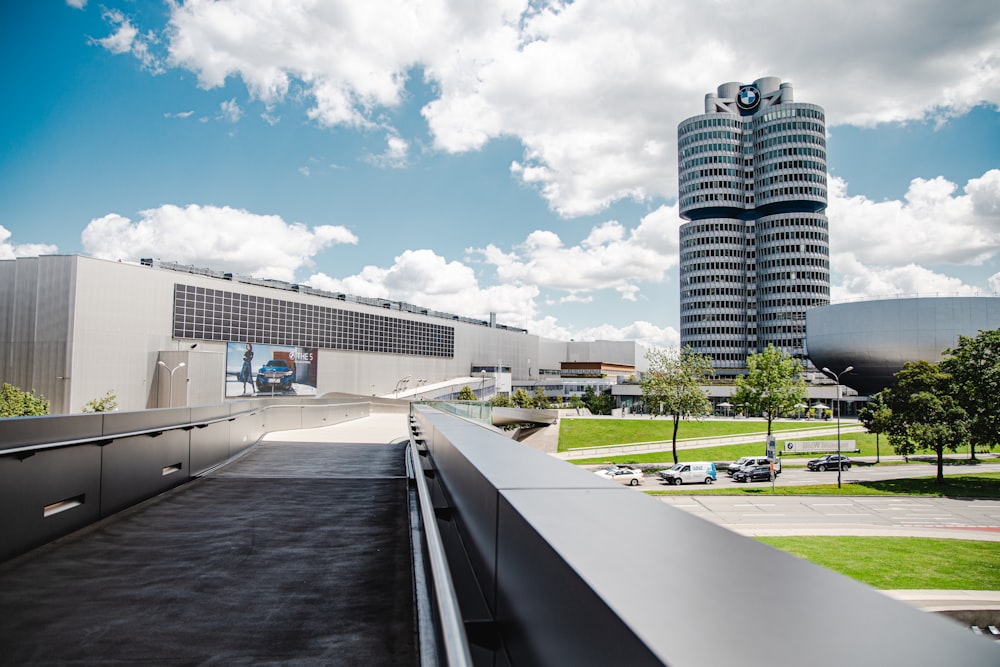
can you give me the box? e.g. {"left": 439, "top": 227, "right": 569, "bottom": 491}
{"left": 0, "top": 383, "right": 50, "bottom": 417}
{"left": 940, "top": 329, "right": 1000, "bottom": 460}
{"left": 511, "top": 388, "right": 532, "bottom": 408}
{"left": 490, "top": 393, "right": 512, "bottom": 408}
{"left": 581, "top": 386, "right": 613, "bottom": 415}
{"left": 731, "top": 345, "right": 806, "bottom": 436}
{"left": 857, "top": 390, "right": 891, "bottom": 463}
{"left": 641, "top": 346, "right": 714, "bottom": 464}
{"left": 82, "top": 390, "right": 118, "bottom": 413}
{"left": 883, "top": 360, "right": 968, "bottom": 483}
{"left": 531, "top": 388, "right": 551, "bottom": 410}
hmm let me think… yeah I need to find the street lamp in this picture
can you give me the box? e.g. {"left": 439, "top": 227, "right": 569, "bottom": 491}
{"left": 157, "top": 361, "right": 186, "bottom": 407}
{"left": 822, "top": 365, "right": 854, "bottom": 489}
{"left": 394, "top": 375, "right": 411, "bottom": 399}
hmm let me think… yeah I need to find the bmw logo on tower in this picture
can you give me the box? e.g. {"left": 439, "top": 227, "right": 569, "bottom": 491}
{"left": 736, "top": 84, "right": 759, "bottom": 110}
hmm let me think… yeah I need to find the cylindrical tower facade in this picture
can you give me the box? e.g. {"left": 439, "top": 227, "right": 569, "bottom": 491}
{"left": 678, "top": 78, "right": 830, "bottom": 376}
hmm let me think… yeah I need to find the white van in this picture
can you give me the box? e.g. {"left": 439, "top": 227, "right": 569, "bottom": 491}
{"left": 658, "top": 462, "right": 717, "bottom": 485}
{"left": 727, "top": 456, "right": 781, "bottom": 476}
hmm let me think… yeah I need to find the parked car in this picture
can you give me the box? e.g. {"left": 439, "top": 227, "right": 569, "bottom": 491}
{"left": 659, "top": 462, "right": 717, "bottom": 485}
{"left": 728, "top": 456, "right": 781, "bottom": 476}
{"left": 596, "top": 467, "right": 644, "bottom": 486}
{"left": 733, "top": 464, "right": 774, "bottom": 483}
{"left": 807, "top": 454, "right": 852, "bottom": 471}
{"left": 255, "top": 359, "right": 294, "bottom": 392}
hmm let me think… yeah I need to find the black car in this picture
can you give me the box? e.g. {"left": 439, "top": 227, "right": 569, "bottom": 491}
{"left": 807, "top": 454, "right": 852, "bottom": 471}
{"left": 733, "top": 464, "right": 774, "bottom": 483}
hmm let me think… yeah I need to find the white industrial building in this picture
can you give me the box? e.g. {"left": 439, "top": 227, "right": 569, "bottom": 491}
{"left": 0, "top": 255, "right": 648, "bottom": 414}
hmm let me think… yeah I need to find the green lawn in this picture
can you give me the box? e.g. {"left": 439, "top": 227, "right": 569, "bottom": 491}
{"left": 558, "top": 418, "right": 837, "bottom": 451}
{"left": 562, "top": 419, "right": 983, "bottom": 465}
{"left": 645, "top": 473, "right": 1000, "bottom": 498}
{"left": 757, "top": 536, "right": 1000, "bottom": 590}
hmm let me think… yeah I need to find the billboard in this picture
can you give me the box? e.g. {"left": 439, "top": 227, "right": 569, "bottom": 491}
{"left": 226, "top": 342, "right": 319, "bottom": 398}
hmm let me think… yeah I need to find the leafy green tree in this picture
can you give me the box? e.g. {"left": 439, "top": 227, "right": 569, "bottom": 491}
{"left": 883, "top": 360, "right": 968, "bottom": 483}
{"left": 857, "top": 390, "right": 891, "bottom": 463}
{"left": 531, "top": 388, "right": 551, "bottom": 410}
{"left": 641, "top": 346, "right": 714, "bottom": 464}
{"left": 581, "top": 386, "right": 613, "bottom": 415}
{"left": 0, "top": 383, "right": 50, "bottom": 417}
{"left": 82, "top": 390, "right": 118, "bottom": 413}
{"left": 732, "top": 345, "right": 806, "bottom": 436}
{"left": 511, "top": 388, "right": 532, "bottom": 408}
{"left": 456, "top": 385, "right": 477, "bottom": 401}
{"left": 940, "top": 329, "right": 1000, "bottom": 460}
{"left": 490, "top": 393, "right": 512, "bottom": 408}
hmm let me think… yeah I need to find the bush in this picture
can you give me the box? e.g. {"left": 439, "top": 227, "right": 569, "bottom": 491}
{"left": 0, "top": 382, "right": 50, "bottom": 417}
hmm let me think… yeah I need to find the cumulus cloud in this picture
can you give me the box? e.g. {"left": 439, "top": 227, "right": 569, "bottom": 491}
{"left": 829, "top": 170, "right": 1000, "bottom": 267}
{"left": 472, "top": 204, "right": 681, "bottom": 300}
{"left": 92, "top": 8, "right": 164, "bottom": 74}
{"left": 363, "top": 134, "right": 409, "bottom": 169}
{"left": 139, "top": 0, "right": 999, "bottom": 216}
{"left": 80, "top": 204, "right": 357, "bottom": 282}
{"left": 66, "top": 0, "right": 86, "bottom": 9}
{"left": 0, "top": 226, "right": 58, "bottom": 260}
{"left": 305, "top": 248, "right": 541, "bottom": 323}
{"left": 824, "top": 168, "right": 1000, "bottom": 300}
{"left": 219, "top": 98, "right": 243, "bottom": 123}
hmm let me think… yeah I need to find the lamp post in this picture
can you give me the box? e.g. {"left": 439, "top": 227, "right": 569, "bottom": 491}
{"left": 480, "top": 370, "right": 486, "bottom": 398}
{"left": 157, "top": 361, "right": 186, "bottom": 408}
{"left": 822, "top": 365, "right": 854, "bottom": 489}
{"left": 394, "top": 375, "right": 411, "bottom": 399}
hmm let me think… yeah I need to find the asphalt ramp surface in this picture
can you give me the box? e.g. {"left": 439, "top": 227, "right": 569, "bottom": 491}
{"left": 0, "top": 436, "right": 416, "bottom": 666}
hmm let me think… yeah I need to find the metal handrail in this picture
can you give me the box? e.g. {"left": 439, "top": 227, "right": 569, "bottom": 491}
{"left": 0, "top": 410, "right": 259, "bottom": 458}
{"left": 407, "top": 437, "right": 473, "bottom": 667}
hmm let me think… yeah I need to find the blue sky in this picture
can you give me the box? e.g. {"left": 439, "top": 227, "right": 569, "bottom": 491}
{"left": 2, "top": 1, "right": 999, "bottom": 347}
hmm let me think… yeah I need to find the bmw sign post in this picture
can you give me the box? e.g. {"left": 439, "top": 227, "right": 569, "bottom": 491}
{"left": 766, "top": 435, "right": 776, "bottom": 489}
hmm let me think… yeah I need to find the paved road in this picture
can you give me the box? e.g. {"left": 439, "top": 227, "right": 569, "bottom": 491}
{"left": 655, "top": 494, "right": 1000, "bottom": 541}
{"left": 643, "top": 461, "right": 1000, "bottom": 491}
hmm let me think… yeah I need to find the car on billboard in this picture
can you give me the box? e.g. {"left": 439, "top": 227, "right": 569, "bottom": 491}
{"left": 255, "top": 359, "right": 294, "bottom": 393}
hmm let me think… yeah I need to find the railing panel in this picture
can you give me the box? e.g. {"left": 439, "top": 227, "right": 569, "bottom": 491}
{"left": 0, "top": 444, "right": 102, "bottom": 562}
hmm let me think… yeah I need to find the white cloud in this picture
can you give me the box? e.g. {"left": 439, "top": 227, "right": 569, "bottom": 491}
{"left": 364, "top": 134, "right": 409, "bottom": 169}
{"left": 829, "top": 170, "right": 1000, "bottom": 267}
{"left": 298, "top": 166, "right": 311, "bottom": 177}
{"left": 830, "top": 253, "right": 989, "bottom": 302}
{"left": 149, "top": 1, "right": 1000, "bottom": 217}
{"left": 80, "top": 204, "right": 357, "bottom": 282}
{"left": 92, "top": 9, "right": 164, "bottom": 74}
{"left": 472, "top": 204, "right": 680, "bottom": 299}
{"left": 66, "top": 0, "right": 86, "bottom": 9}
{"left": 0, "top": 226, "right": 58, "bottom": 260}
{"left": 164, "top": 110, "right": 195, "bottom": 119}
{"left": 219, "top": 98, "right": 243, "bottom": 123}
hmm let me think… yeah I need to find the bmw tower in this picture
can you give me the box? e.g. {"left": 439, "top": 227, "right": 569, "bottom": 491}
{"left": 677, "top": 77, "right": 830, "bottom": 377}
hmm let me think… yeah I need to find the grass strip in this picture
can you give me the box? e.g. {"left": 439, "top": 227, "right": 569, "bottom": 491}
{"left": 558, "top": 418, "right": 844, "bottom": 451}
{"left": 757, "top": 536, "right": 1000, "bottom": 590}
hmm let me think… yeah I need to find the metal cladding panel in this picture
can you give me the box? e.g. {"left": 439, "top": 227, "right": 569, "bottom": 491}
{"left": 189, "top": 419, "right": 232, "bottom": 475}
{"left": 0, "top": 444, "right": 102, "bottom": 562}
{"left": 413, "top": 405, "right": 626, "bottom": 615}
{"left": 496, "top": 488, "right": 1000, "bottom": 667}
{"left": 99, "top": 430, "right": 191, "bottom": 516}
{"left": 0, "top": 413, "right": 105, "bottom": 450}
{"left": 102, "top": 407, "right": 194, "bottom": 435}
{"left": 495, "top": 490, "right": 663, "bottom": 667}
